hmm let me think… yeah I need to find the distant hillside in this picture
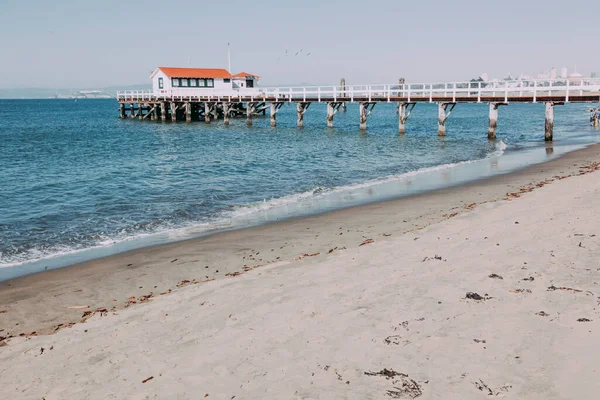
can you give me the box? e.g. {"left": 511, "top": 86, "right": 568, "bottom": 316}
{"left": 0, "top": 84, "right": 151, "bottom": 99}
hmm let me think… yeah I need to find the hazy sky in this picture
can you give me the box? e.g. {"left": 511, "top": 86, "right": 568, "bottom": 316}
{"left": 1, "top": 0, "right": 597, "bottom": 88}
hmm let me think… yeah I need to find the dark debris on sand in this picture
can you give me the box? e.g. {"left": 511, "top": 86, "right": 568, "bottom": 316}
{"left": 365, "top": 369, "right": 407, "bottom": 379}
{"left": 365, "top": 369, "right": 425, "bottom": 399}
{"left": 473, "top": 379, "right": 512, "bottom": 396}
{"left": 465, "top": 292, "right": 492, "bottom": 301}
{"left": 536, "top": 311, "right": 550, "bottom": 317}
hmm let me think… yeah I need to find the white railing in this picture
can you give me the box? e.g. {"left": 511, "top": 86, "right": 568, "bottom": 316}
{"left": 117, "top": 78, "right": 600, "bottom": 103}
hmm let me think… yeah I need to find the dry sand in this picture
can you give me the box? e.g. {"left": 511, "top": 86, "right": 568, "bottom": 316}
{"left": 1, "top": 144, "right": 600, "bottom": 399}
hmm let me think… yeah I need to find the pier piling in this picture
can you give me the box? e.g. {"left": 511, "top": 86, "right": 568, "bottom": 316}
{"left": 170, "top": 102, "right": 177, "bottom": 123}
{"left": 270, "top": 103, "right": 277, "bottom": 127}
{"left": 185, "top": 103, "right": 192, "bottom": 123}
{"left": 223, "top": 103, "right": 230, "bottom": 125}
{"left": 297, "top": 102, "right": 310, "bottom": 127}
{"left": 359, "top": 102, "right": 376, "bottom": 130}
{"left": 119, "top": 103, "right": 125, "bottom": 119}
{"left": 205, "top": 103, "right": 212, "bottom": 123}
{"left": 270, "top": 102, "right": 283, "bottom": 127}
{"left": 326, "top": 102, "right": 342, "bottom": 128}
{"left": 488, "top": 103, "right": 499, "bottom": 139}
{"left": 545, "top": 102, "right": 554, "bottom": 141}
{"left": 160, "top": 102, "right": 166, "bottom": 121}
{"left": 398, "top": 102, "right": 415, "bottom": 134}
{"left": 340, "top": 78, "right": 347, "bottom": 112}
{"left": 437, "top": 102, "right": 455, "bottom": 136}
{"left": 247, "top": 102, "right": 256, "bottom": 126}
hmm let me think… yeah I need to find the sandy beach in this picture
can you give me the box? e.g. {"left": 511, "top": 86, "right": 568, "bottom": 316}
{"left": 1, "top": 143, "right": 600, "bottom": 399}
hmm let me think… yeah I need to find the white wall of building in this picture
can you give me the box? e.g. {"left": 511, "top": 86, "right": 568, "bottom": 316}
{"left": 232, "top": 77, "right": 260, "bottom": 89}
{"left": 150, "top": 69, "right": 234, "bottom": 95}
{"left": 152, "top": 69, "right": 172, "bottom": 95}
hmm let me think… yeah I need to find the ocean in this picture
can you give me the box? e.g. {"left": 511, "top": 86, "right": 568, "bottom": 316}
{"left": 1, "top": 99, "right": 598, "bottom": 280}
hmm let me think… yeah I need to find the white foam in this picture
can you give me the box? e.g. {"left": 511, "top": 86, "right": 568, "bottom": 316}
{"left": 227, "top": 140, "right": 507, "bottom": 218}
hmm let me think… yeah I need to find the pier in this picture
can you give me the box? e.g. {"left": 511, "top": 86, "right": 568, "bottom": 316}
{"left": 117, "top": 78, "right": 600, "bottom": 141}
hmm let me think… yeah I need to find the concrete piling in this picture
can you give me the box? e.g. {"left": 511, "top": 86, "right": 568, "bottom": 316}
{"left": 359, "top": 102, "right": 375, "bottom": 130}
{"left": 359, "top": 103, "right": 367, "bottom": 130}
{"left": 185, "top": 103, "right": 191, "bottom": 123}
{"left": 170, "top": 102, "right": 177, "bottom": 123}
{"left": 398, "top": 102, "right": 415, "bottom": 134}
{"left": 326, "top": 102, "right": 341, "bottom": 128}
{"left": 545, "top": 102, "right": 554, "bottom": 141}
{"left": 327, "top": 103, "right": 335, "bottom": 128}
{"left": 223, "top": 103, "right": 230, "bottom": 125}
{"left": 160, "top": 102, "right": 166, "bottom": 121}
{"left": 246, "top": 103, "right": 255, "bottom": 126}
{"left": 340, "top": 78, "right": 347, "bottom": 112}
{"left": 297, "top": 102, "right": 310, "bottom": 127}
{"left": 270, "top": 103, "right": 277, "bottom": 127}
{"left": 297, "top": 104, "right": 303, "bottom": 127}
{"left": 204, "top": 103, "right": 212, "bottom": 124}
{"left": 437, "top": 103, "right": 455, "bottom": 136}
{"left": 268, "top": 102, "right": 284, "bottom": 127}
{"left": 488, "top": 103, "right": 499, "bottom": 139}
{"left": 438, "top": 103, "right": 447, "bottom": 136}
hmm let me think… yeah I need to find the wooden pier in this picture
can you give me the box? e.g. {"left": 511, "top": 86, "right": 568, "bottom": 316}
{"left": 117, "top": 78, "right": 600, "bottom": 141}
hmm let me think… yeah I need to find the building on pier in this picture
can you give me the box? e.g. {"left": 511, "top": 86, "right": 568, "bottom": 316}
{"left": 232, "top": 72, "right": 260, "bottom": 89}
{"left": 150, "top": 67, "right": 260, "bottom": 96}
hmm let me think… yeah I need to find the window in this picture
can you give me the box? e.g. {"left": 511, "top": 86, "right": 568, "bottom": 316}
{"left": 223, "top": 78, "right": 231, "bottom": 83}
{"left": 206, "top": 78, "right": 214, "bottom": 87}
{"left": 190, "top": 79, "right": 197, "bottom": 87}
{"left": 198, "top": 79, "right": 206, "bottom": 87}
{"left": 158, "top": 77, "right": 163, "bottom": 89}
{"left": 181, "top": 78, "right": 189, "bottom": 87}
{"left": 172, "top": 78, "right": 180, "bottom": 87}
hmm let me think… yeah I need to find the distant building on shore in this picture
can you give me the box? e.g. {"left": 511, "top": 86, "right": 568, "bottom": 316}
{"left": 561, "top": 67, "right": 568, "bottom": 79}
{"left": 53, "top": 90, "right": 111, "bottom": 99}
{"left": 150, "top": 67, "right": 260, "bottom": 96}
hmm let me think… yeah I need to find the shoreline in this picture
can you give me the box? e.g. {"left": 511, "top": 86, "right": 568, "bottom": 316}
{"left": 1, "top": 142, "right": 600, "bottom": 338}
{"left": 0, "top": 136, "right": 587, "bottom": 279}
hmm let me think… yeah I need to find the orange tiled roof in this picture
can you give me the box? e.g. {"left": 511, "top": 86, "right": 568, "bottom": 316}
{"left": 158, "top": 67, "right": 232, "bottom": 79}
{"left": 232, "top": 72, "right": 261, "bottom": 79}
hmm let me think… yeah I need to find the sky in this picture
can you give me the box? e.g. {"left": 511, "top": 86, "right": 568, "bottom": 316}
{"left": 0, "top": 0, "right": 598, "bottom": 89}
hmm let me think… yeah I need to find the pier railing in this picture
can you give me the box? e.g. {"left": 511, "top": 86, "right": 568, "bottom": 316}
{"left": 117, "top": 78, "right": 600, "bottom": 103}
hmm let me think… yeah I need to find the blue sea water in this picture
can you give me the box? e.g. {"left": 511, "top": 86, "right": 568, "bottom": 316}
{"left": 1, "top": 99, "right": 599, "bottom": 280}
